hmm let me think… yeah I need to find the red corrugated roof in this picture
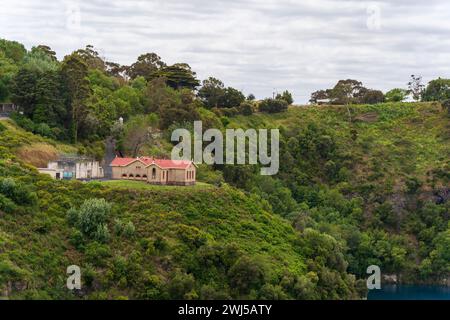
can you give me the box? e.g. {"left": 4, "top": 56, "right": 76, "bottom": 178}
{"left": 110, "top": 157, "right": 137, "bottom": 166}
{"left": 110, "top": 156, "right": 193, "bottom": 169}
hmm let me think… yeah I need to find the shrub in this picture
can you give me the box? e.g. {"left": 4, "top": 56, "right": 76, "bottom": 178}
{"left": 259, "top": 284, "right": 289, "bottom": 300}
{"left": 176, "top": 224, "right": 208, "bottom": 248}
{"left": 0, "top": 193, "right": 17, "bottom": 213}
{"left": 93, "top": 224, "right": 111, "bottom": 243}
{"left": 139, "top": 274, "right": 166, "bottom": 299}
{"left": 361, "top": 90, "right": 385, "bottom": 104}
{"left": 238, "top": 101, "right": 254, "bottom": 115}
{"left": 228, "top": 256, "right": 266, "bottom": 295}
{"left": 195, "top": 164, "right": 224, "bottom": 186}
{"left": 275, "top": 90, "right": 294, "bottom": 105}
{"left": 442, "top": 100, "right": 450, "bottom": 116}
{"left": 85, "top": 242, "right": 111, "bottom": 267}
{"left": 168, "top": 271, "right": 196, "bottom": 299}
{"left": 69, "top": 230, "right": 85, "bottom": 250}
{"left": 259, "top": 98, "right": 288, "bottom": 113}
{"left": 0, "top": 259, "right": 29, "bottom": 284}
{"left": 114, "top": 219, "right": 136, "bottom": 238}
{"left": 123, "top": 222, "right": 136, "bottom": 238}
{"left": 220, "top": 116, "right": 230, "bottom": 127}
{"left": 10, "top": 112, "right": 35, "bottom": 132}
{"left": 385, "top": 88, "right": 408, "bottom": 102}
{"left": 0, "top": 177, "right": 37, "bottom": 207}
{"left": 221, "top": 107, "right": 239, "bottom": 117}
{"left": 34, "top": 123, "right": 55, "bottom": 139}
{"left": 67, "top": 198, "right": 112, "bottom": 243}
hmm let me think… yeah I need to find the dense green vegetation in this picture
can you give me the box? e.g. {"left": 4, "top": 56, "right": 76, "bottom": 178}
{"left": 226, "top": 102, "right": 450, "bottom": 283}
{"left": 0, "top": 126, "right": 363, "bottom": 298}
{"left": 1, "top": 37, "right": 449, "bottom": 300}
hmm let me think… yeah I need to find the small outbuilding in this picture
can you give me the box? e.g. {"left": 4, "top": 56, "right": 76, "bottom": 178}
{"left": 38, "top": 156, "right": 104, "bottom": 180}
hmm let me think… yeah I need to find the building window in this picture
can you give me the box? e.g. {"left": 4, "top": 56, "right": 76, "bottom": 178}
{"left": 152, "top": 168, "right": 156, "bottom": 179}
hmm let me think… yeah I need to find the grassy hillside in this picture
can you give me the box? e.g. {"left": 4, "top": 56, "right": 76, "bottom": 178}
{"left": 226, "top": 102, "right": 449, "bottom": 283}
{"left": 101, "top": 180, "right": 214, "bottom": 191}
{"left": 0, "top": 102, "right": 448, "bottom": 300}
{"left": 0, "top": 119, "right": 77, "bottom": 167}
{"left": 231, "top": 102, "right": 449, "bottom": 182}
{"left": 0, "top": 120, "right": 361, "bottom": 300}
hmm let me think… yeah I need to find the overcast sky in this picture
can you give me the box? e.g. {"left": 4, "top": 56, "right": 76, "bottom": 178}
{"left": 1, "top": 0, "right": 449, "bottom": 103}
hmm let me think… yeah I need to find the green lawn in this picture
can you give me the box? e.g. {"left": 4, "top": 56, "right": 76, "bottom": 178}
{"left": 99, "top": 179, "right": 215, "bottom": 191}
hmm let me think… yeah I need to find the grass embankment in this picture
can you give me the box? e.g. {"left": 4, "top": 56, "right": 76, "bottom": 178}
{"left": 0, "top": 120, "right": 361, "bottom": 299}
{"left": 0, "top": 119, "right": 77, "bottom": 167}
{"left": 100, "top": 180, "right": 214, "bottom": 192}
{"left": 228, "top": 102, "right": 449, "bottom": 284}
{"left": 232, "top": 102, "right": 449, "bottom": 182}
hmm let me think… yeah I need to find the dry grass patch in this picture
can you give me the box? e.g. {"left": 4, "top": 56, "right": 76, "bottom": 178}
{"left": 16, "top": 143, "right": 59, "bottom": 167}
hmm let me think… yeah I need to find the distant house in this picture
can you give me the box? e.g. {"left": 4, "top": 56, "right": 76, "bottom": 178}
{"left": 38, "top": 156, "right": 104, "bottom": 180}
{"left": 110, "top": 156, "right": 196, "bottom": 186}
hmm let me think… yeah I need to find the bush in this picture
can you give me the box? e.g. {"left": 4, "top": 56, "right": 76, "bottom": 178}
{"left": 34, "top": 122, "right": 55, "bottom": 139}
{"left": 442, "top": 100, "right": 450, "bottom": 116}
{"left": 114, "top": 219, "right": 136, "bottom": 238}
{"left": 385, "top": 88, "right": 407, "bottom": 102}
{"left": 0, "top": 177, "right": 37, "bottom": 207}
{"left": 195, "top": 164, "right": 224, "bottom": 186}
{"left": 176, "top": 224, "right": 208, "bottom": 248}
{"left": 361, "top": 90, "right": 385, "bottom": 104}
{"left": 0, "top": 193, "right": 17, "bottom": 213}
{"left": 93, "top": 224, "right": 110, "bottom": 243}
{"left": 275, "top": 90, "right": 294, "bottom": 105}
{"left": 139, "top": 274, "right": 166, "bottom": 299}
{"left": 238, "top": 101, "right": 254, "bottom": 115}
{"left": 259, "top": 98, "right": 288, "bottom": 113}
{"left": 67, "top": 198, "right": 112, "bottom": 242}
{"left": 69, "top": 230, "right": 85, "bottom": 250}
{"left": 228, "top": 256, "right": 266, "bottom": 295}
{"left": 221, "top": 107, "right": 239, "bottom": 117}
{"left": 85, "top": 242, "right": 112, "bottom": 267}
{"left": 10, "top": 112, "right": 35, "bottom": 132}
{"left": 168, "top": 271, "right": 196, "bottom": 299}
{"left": 220, "top": 116, "right": 230, "bottom": 127}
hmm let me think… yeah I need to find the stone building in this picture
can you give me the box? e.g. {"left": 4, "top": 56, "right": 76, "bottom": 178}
{"left": 110, "top": 156, "right": 196, "bottom": 186}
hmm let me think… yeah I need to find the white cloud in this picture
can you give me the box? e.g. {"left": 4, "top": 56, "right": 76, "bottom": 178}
{"left": 1, "top": 0, "right": 449, "bottom": 102}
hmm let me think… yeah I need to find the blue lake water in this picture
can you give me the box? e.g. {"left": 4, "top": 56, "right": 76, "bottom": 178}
{"left": 367, "top": 285, "right": 450, "bottom": 300}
